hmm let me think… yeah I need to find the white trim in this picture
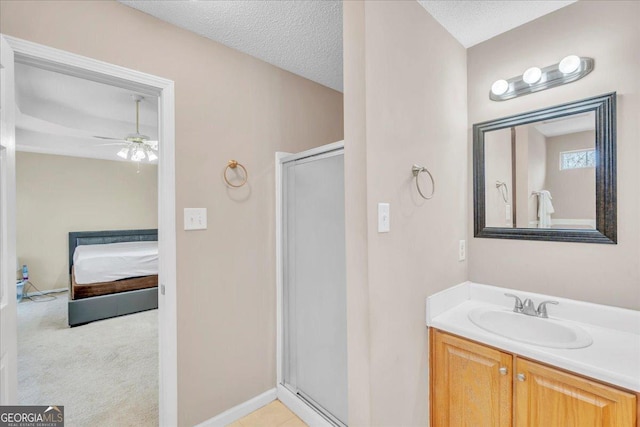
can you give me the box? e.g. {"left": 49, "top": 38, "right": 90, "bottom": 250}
{"left": 280, "top": 140, "right": 344, "bottom": 164}
{"left": 3, "top": 35, "right": 177, "bottom": 426}
{"left": 275, "top": 151, "right": 291, "bottom": 386}
{"left": 275, "top": 142, "right": 344, "bottom": 427}
{"left": 277, "top": 385, "right": 334, "bottom": 427}
{"left": 156, "top": 74, "right": 178, "bottom": 427}
{"left": 194, "top": 388, "right": 277, "bottom": 427}
{"left": 4, "top": 36, "right": 165, "bottom": 96}
{"left": 0, "top": 34, "right": 18, "bottom": 405}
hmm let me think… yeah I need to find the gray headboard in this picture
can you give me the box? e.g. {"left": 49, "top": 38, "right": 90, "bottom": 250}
{"left": 68, "top": 229, "right": 158, "bottom": 273}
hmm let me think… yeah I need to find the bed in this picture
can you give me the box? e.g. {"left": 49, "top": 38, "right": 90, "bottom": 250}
{"left": 68, "top": 229, "right": 159, "bottom": 327}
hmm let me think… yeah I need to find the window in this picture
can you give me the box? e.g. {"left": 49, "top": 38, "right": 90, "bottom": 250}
{"left": 560, "top": 149, "right": 596, "bottom": 170}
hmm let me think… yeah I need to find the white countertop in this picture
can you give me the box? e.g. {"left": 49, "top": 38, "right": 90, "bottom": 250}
{"left": 426, "top": 282, "right": 640, "bottom": 392}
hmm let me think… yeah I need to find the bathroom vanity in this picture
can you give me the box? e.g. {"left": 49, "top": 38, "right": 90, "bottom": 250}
{"left": 426, "top": 282, "right": 639, "bottom": 427}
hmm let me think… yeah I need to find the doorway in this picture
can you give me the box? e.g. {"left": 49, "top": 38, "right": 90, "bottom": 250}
{"left": 0, "top": 35, "right": 177, "bottom": 425}
{"left": 277, "top": 142, "right": 347, "bottom": 426}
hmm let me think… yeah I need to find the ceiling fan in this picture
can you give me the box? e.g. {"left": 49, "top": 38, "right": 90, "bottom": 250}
{"left": 94, "top": 95, "right": 158, "bottom": 162}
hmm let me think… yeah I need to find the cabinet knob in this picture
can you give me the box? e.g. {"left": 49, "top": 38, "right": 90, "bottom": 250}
{"left": 517, "top": 373, "right": 526, "bottom": 382}
{"left": 499, "top": 367, "right": 508, "bottom": 376}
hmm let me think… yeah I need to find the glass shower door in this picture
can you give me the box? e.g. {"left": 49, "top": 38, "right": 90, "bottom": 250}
{"left": 282, "top": 148, "right": 347, "bottom": 426}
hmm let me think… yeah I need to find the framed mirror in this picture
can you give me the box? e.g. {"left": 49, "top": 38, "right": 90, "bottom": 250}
{"left": 473, "top": 93, "right": 616, "bottom": 244}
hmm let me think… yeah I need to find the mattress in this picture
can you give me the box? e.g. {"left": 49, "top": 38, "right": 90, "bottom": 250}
{"left": 72, "top": 241, "right": 159, "bottom": 285}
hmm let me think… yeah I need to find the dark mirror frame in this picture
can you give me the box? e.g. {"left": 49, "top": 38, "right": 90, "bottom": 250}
{"left": 473, "top": 92, "right": 616, "bottom": 244}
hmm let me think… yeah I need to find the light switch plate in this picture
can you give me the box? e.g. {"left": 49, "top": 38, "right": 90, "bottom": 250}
{"left": 459, "top": 240, "right": 466, "bottom": 261}
{"left": 184, "top": 208, "right": 207, "bottom": 230}
{"left": 378, "top": 203, "right": 390, "bottom": 233}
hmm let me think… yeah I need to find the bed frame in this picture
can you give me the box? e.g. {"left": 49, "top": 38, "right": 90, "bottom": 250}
{"left": 68, "top": 229, "right": 158, "bottom": 327}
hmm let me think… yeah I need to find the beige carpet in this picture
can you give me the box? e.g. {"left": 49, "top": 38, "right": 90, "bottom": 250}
{"left": 17, "top": 292, "right": 158, "bottom": 427}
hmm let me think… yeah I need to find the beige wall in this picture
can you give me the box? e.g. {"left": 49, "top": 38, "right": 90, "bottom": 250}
{"left": 344, "top": 1, "right": 467, "bottom": 424}
{"left": 526, "top": 126, "right": 547, "bottom": 224}
{"left": 0, "top": 2, "right": 344, "bottom": 425}
{"left": 484, "top": 128, "right": 513, "bottom": 227}
{"left": 342, "top": 2, "right": 372, "bottom": 425}
{"left": 468, "top": 1, "right": 640, "bottom": 309}
{"left": 545, "top": 131, "right": 596, "bottom": 221}
{"left": 514, "top": 126, "right": 529, "bottom": 228}
{"left": 514, "top": 124, "right": 548, "bottom": 227}
{"left": 16, "top": 152, "right": 158, "bottom": 292}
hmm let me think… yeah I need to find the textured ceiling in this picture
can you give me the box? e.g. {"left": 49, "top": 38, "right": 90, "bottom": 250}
{"left": 10, "top": 2, "right": 585, "bottom": 162}
{"left": 119, "top": 0, "right": 343, "bottom": 92}
{"left": 116, "top": 1, "right": 576, "bottom": 92}
{"left": 15, "top": 63, "right": 158, "bottom": 162}
{"left": 418, "top": 0, "right": 577, "bottom": 48}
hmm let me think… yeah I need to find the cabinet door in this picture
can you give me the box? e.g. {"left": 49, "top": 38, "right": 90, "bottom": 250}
{"left": 431, "top": 330, "right": 512, "bottom": 427}
{"left": 515, "top": 358, "right": 637, "bottom": 427}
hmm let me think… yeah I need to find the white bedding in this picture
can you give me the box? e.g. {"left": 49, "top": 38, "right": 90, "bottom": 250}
{"left": 72, "top": 241, "right": 158, "bottom": 285}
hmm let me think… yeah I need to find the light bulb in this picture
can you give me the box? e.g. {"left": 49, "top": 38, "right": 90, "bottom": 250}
{"left": 559, "top": 55, "right": 581, "bottom": 74}
{"left": 117, "top": 147, "right": 130, "bottom": 159}
{"left": 523, "top": 67, "right": 542, "bottom": 84}
{"left": 132, "top": 148, "right": 146, "bottom": 162}
{"left": 147, "top": 151, "right": 158, "bottom": 162}
{"left": 491, "top": 79, "right": 509, "bottom": 96}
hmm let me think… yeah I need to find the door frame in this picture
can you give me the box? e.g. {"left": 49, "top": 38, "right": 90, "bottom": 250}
{"left": 275, "top": 140, "right": 344, "bottom": 427}
{"left": 2, "top": 35, "right": 178, "bottom": 425}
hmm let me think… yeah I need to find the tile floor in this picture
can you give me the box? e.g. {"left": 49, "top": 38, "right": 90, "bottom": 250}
{"left": 227, "top": 401, "right": 307, "bottom": 427}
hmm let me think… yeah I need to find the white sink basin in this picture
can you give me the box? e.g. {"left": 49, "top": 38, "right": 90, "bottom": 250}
{"left": 468, "top": 307, "right": 593, "bottom": 349}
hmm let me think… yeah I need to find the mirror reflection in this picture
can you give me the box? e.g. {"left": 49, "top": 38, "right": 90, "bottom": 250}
{"left": 484, "top": 112, "right": 595, "bottom": 229}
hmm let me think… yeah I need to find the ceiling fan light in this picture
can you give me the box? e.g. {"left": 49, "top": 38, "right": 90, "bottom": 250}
{"left": 117, "top": 147, "right": 130, "bottom": 159}
{"left": 132, "top": 149, "right": 146, "bottom": 162}
{"left": 147, "top": 151, "right": 158, "bottom": 162}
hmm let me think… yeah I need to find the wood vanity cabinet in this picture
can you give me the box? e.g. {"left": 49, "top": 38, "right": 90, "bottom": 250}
{"left": 430, "top": 329, "right": 638, "bottom": 427}
{"left": 431, "top": 329, "right": 513, "bottom": 426}
{"left": 515, "top": 357, "right": 636, "bottom": 427}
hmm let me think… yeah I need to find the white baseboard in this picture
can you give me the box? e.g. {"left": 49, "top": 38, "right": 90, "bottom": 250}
{"left": 277, "top": 385, "right": 334, "bottom": 427}
{"left": 195, "top": 388, "right": 277, "bottom": 427}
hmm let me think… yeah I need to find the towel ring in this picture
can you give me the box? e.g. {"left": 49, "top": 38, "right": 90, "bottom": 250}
{"left": 412, "top": 164, "right": 435, "bottom": 200}
{"left": 224, "top": 160, "right": 248, "bottom": 188}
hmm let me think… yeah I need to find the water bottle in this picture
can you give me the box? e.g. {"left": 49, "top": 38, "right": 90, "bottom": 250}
{"left": 22, "top": 264, "right": 28, "bottom": 281}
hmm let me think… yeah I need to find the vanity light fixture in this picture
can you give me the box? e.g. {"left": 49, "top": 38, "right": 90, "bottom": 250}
{"left": 558, "top": 55, "right": 581, "bottom": 74}
{"left": 490, "top": 79, "right": 509, "bottom": 96}
{"left": 522, "top": 67, "right": 542, "bottom": 84}
{"left": 490, "top": 55, "right": 594, "bottom": 101}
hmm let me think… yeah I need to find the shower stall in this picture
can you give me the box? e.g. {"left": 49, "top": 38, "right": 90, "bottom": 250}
{"left": 277, "top": 141, "right": 347, "bottom": 426}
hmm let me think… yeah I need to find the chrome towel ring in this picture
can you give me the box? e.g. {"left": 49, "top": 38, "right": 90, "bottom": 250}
{"left": 412, "top": 164, "right": 435, "bottom": 200}
{"left": 224, "top": 160, "right": 248, "bottom": 188}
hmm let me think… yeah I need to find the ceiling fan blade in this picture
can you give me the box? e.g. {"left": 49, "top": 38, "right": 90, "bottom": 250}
{"left": 93, "top": 135, "right": 126, "bottom": 141}
{"left": 97, "top": 142, "right": 128, "bottom": 146}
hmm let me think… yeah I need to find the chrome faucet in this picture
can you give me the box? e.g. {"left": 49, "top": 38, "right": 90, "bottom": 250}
{"left": 522, "top": 298, "right": 538, "bottom": 316}
{"left": 536, "top": 300, "right": 559, "bottom": 318}
{"left": 504, "top": 293, "right": 523, "bottom": 312}
{"left": 504, "top": 293, "right": 558, "bottom": 318}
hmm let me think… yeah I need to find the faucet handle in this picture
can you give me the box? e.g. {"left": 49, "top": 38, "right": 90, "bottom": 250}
{"left": 536, "top": 300, "right": 559, "bottom": 318}
{"left": 504, "top": 293, "right": 524, "bottom": 313}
